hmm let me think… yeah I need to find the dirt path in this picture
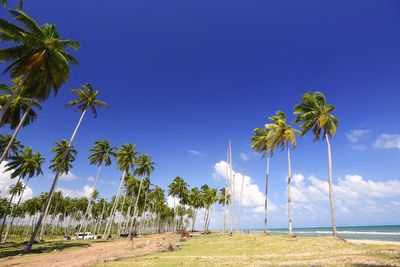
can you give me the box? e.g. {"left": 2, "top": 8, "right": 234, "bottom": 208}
{"left": 0, "top": 234, "right": 177, "bottom": 267}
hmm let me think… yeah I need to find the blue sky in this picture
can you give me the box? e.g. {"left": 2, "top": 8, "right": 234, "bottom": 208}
{"left": 1, "top": 0, "right": 400, "bottom": 229}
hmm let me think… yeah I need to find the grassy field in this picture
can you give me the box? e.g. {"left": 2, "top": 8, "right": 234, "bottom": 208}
{"left": 0, "top": 236, "right": 106, "bottom": 259}
{"left": 97, "top": 233, "right": 400, "bottom": 266}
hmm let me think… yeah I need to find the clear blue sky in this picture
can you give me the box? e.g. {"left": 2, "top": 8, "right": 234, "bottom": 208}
{"left": 1, "top": 0, "right": 400, "bottom": 229}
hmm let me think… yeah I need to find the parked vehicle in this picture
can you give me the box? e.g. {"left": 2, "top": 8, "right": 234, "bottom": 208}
{"left": 75, "top": 232, "right": 97, "bottom": 240}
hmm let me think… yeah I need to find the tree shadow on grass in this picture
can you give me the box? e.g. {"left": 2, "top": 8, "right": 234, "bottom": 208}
{"left": 0, "top": 240, "right": 103, "bottom": 259}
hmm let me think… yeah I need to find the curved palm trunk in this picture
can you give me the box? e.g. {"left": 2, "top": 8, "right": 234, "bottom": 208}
{"left": 128, "top": 176, "right": 144, "bottom": 233}
{"left": 0, "top": 176, "right": 22, "bottom": 240}
{"left": 26, "top": 109, "right": 87, "bottom": 252}
{"left": 0, "top": 76, "right": 26, "bottom": 124}
{"left": 104, "top": 170, "right": 126, "bottom": 239}
{"left": 0, "top": 104, "right": 32, "bottom": 164}
{"left": 79, "top": 165, "right": 102, "bottom": 233}
{"left": 3, "top": 179, "right": 28, "bottom": 243}
{"left": 325, "top": 134, "right": 337, "bottom": 236}
{"left": 287, "top": 147, "right": 293, "bottom": 235}
{"left": 264, "top": 156, "right": 270, "bottom": 233}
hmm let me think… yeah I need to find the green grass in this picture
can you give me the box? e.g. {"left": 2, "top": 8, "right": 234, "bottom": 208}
{"left": 97, "top": 233, "right": 400, "bottom": 266}
{"left": 0, "top": 236, "right": 106, "bottom": 259}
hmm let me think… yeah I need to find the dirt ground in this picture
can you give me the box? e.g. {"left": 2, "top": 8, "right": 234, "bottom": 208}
{"left": 0, "top": 233, "right": 177, "bottom": 267}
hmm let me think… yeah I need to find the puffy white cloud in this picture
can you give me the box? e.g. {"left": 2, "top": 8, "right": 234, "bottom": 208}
{"left": 59, "top": 185, "right": 93, "bottom": 198}
{"left": 187, "top": 150, "right": 205, "bottom": 157}
{"left": 213, "top": 161, "right": 276, "bottom": 212}
{"left": 346, "top": 130, "right": 370, "bottom": 143}
{"left": 0, "top": 162, "right": 33, "bottom": 203}
{"left": 374, "top": 134, "right": 400, "bottom": 149}
{"left": 289, "top": 173, "right": 400, "bottom": 223}
{"left": 59, "top": 171, "right": 79, "bottom": 181}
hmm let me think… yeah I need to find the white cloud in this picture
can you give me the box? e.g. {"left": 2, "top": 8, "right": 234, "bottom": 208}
{"left": 374, "top": 134, "right": 400, "bottom": 149}
{"left": 59, "top": 185, "right": 93, "bottom": 198}
{"left": 346, "top": 130, "right": 370, "bottom": 143}
{"left": 289, "top": 173, "right": 400, "bottom": 222}
{"left": 87, "top": 176, "right": 95, "bottom": 183}
{"left": 240, "top": 153, "right": 249, "bottom": 161}
{"left": 59, "top": 171, "right": 79, "bottom": 181}
{"left": 187, "top": 150, "right": 205, "bottom": 157}
{"left": 0, "top": 162, "right": 33, "bottom": 203}
{"left": 213, "top": 161, "right": 276, "bottom": 212}
{"left": 351, "top": 144, "right": 367, "bottom": 151}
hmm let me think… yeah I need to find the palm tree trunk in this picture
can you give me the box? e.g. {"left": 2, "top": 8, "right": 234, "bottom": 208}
{"left": 191, "top": 208, "right": 197, "bottom": 232}
{"left": 287, "top": 147, "right": 293, "bottom": 235}
{"left": 3, "top": 179, "right": 28, "bottom": 243}
{"left": 223, "top": 146, "right": 229, "bottom": 235}
{"left": 104, "top": 170, "right": 126, "bottom": 239}
{"left": 128, "top": 176, "right": 144, "bottom": 233}
{"left": 325, "top": 134, "right": 337, "bottom": 236}
{"left": 264, "top": 156, "right": 270, "bottom": 233}
{"left": 0, "top": 103, "right": 32, "bottom": 164}
{"left": 238, "top": 170, "right": 245, "bottom": 233}
{"left": 78, "top": 164, "right": 102, "bottom": 233}
{"left": 26, "top": 109, "right": 87, "bottom": 252}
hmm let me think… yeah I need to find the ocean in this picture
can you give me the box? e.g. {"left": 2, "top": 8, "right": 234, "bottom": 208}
{"left": 258, "top": 225, "right": 400, "bottom": 242}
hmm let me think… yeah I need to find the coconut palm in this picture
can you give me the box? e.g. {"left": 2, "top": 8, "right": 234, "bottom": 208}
{"left": 79, "top": 140, "right": 115, "bottom": 233}
{"left": 266, "top": 111, "right": 299, "bottom": 235}
{"left": 0, "top": 9, "right": 79, "bottom": 123}
{"left": 0, "top": 181, "right": 22, "bottom": 240}
{"left": 294, "top": 91, "right": 339, "bottom": 236}
{"left": 25, "top": 140, "right": 76, "bottom": 250}
{"left": 189, "top": 187, "right": 203, "bottom": 232}
{"left": 0, "top": 134, "right": 22, "bottom": 160}
{"left": 0, "top": 147, "right": 44, "bottom": 242}
{"left": 104, "top": 143, "right": 137, "bottom": 239}
{"left": 0, "top": 83, "right": 41, "bottom": 164}
{"left": 251, "top": 127, "right": 272, "bottom": 233}
{"left": 168, "top": 176, "right": 189, "bottom": 232}
{"left": 26, "top": 84, "right": 107, "bottom": 250}
{"left": 129, "top": 154, "right": 155, "bottom": 232}
{"left": 201, "top": 186, "right": 217, "bottom": 232}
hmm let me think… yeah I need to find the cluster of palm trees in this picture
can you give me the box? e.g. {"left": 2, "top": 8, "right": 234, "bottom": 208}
{"left": 251, "top": 91, "right": 339, "bottom": 236}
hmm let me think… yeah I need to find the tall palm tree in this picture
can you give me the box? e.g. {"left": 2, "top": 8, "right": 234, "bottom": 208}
{"left": 129, "top": 154, "right": 155, "bottom": 232}
{"left": 104, "top": 143, "right": 136, "bottom": 239}
{"left": 0, "top": 9, "right": 80, "bottom": 123}
{"left": 201, "top": 186, "right": 217, "bottom": 232}
{"left": 168, "top": 176, "right": 189, "bottom": 232}
{"left": 266, "top": 111, "right": 299, "bottom": 235}
{"left": 1, "top": 147, "right": 44, "bottom": 242}
{"left": 0, "top": 180, "right": 22, "bottom": 240}
{"left": 0, "top": 134, "right": 22, "bottom": 160}
{"left": 26, "top": 84, "right": 107, "bottom": 250}
{"left": 0, "top": 83, "right": 41, "bottom": 164}
{"left": 189, "top": 187, "right": 203, "bottom": 232}
{"left": 294, "top": 91, "right": 339, "bottom": 236}
{"left": 79, "top": 140, "right": 115, "bottom": 232}
{"left": 251, "top": 127, "right": 272, "bottom": 233}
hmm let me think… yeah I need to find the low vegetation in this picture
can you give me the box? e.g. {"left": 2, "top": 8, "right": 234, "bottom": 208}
{"left": 98, "top": 233, "right": 400, "bottom": 267}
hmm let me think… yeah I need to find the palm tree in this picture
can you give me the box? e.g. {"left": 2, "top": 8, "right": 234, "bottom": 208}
{"left": 0, "top": 147, "right": 44, "bottom": 241}
{"left": 129, "top": 154, "right": 155, "bottom": 233}
{"left": 79, "top": 140, "right": 115, "bottom": 233}
{"left": 104, "top": 143, "right": 136, "bottom": 239}
{"left": 168, "top": 176, "right": 189, "bottom": 232}
{"left": 0, "top": 181, "right": 22, "bottom": 240}
{"left": 251, "top": 127, "right": 272, "bottom": 233}
{"left": 201, "top": 186, "right": 217, "bottom": 232}
{"left": 294, "top": 91, "right": 339, "bottom": 236}
{"left": 0, "top": 83, "right": 41, "bottom": 164}
{"left": 37, "top": 140, "right": 77, "bottom": 241}
{"left": 189, "top": 187, "right": 203, "bottom": 232}
{"left": 0, "top": 134, "right": 22, "bottom": 160}
{"left": 266, "top": 111, "right": 299, "bottom": 235}
{"left": 0, "top": 9, "right": 80, "bottom": 123}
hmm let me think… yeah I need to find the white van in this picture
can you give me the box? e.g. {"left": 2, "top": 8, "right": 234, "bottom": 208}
{"left": 75, "top": 232, "right": 96, "bottom": 240}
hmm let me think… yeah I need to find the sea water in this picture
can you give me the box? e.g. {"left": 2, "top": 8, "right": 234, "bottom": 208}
{"left": 257, "top": 225, "right": 400, "bottom": 242}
